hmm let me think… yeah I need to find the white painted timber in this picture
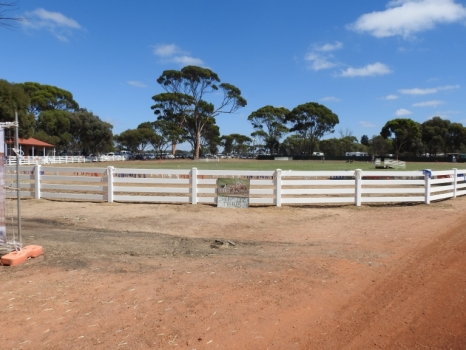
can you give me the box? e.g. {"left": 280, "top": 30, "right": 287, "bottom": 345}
{"left": 113, "top": 195, "right": 190, "bottom": 203}
{"left": 41, "top": 184, "right": 106, "bottom": 192}
{"left": 41, "top": 192, "right": 105, "bottom": 200}
{"left": 361, "top": 196, "right": 425, "bottom": 202}
{"left": 114, "top": 186, "right": 190, "bottom": 193}
{"left": 5, "top": 165, "right": 466, "bottom": 207}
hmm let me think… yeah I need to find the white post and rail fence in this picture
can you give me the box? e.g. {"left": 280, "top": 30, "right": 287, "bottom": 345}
{"left": 5, "top": 165, "right": 466, "bottom": 207}
{"left": 5, "top": 155, "right": 128, "bottom": 165}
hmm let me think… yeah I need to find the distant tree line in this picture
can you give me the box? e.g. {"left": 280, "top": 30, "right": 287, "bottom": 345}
{"left": 278, "top": 117, "right": 466, "bottom": 159}
{"left": 4, "top": 65, "right": 466, "bottom": 159}
{"left": 0, "top": 79, "right": 113, "bottom": 155}
{"left": 115, "top": 66, "right": 341, "bottom": 159}
{"left": 101, "top": 66, "right": 466, "bottom": 159}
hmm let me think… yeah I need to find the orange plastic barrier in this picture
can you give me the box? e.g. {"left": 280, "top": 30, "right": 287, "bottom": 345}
{"left": 1, "top": 245, "right": 43, "bottom": 266}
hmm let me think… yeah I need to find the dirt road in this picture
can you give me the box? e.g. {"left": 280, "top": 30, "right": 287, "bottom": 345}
{"left": 1, "top": 198, "right": 465, "bottom": 349}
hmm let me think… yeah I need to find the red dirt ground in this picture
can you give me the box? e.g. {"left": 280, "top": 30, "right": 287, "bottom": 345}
{"left": 1, "top": 198, "right": 465, "bottom": 349}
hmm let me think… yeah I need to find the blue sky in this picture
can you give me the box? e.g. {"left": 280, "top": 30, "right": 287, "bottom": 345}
{"left": 2, "top": 0, "right": 466, "bottom": 149}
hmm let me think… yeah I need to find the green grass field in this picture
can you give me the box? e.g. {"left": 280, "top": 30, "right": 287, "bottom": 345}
{"left": 50, "top": 158, "right": 465, "bottom": 172}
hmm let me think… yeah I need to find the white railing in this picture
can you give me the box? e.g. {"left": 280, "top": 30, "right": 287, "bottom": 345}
{"left": 6, "top": 155, "right": 128, "bottom": 165}
{"left": 375, "top": 158, "right": 406, "bottom": 169}
{"left": 5, "top": 166, "right": 466, "bottom": 207}
{"left": 384, "top": 159, "right": 406, "bottom": 169}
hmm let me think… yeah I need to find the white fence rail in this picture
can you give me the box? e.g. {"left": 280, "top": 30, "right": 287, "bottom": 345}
{"left": 6, "top": 155, "right": 128, "bottom": 165}
{"left": 5, "top": 166, "right": 466, "bottom": 207}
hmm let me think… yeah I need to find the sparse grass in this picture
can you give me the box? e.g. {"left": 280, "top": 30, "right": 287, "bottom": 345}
{"left": 46, "top": 158, "right": 465, "bottom": 172}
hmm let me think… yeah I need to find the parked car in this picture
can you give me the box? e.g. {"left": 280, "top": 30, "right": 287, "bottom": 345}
{"left": 132, "top": 154, "right": 145, "bottom": 160}
{"left": 86, "top": 154, "right": 101, "bottom": 162}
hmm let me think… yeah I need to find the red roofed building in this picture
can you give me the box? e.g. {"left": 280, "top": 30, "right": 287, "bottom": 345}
{"left": 6, "top": 138, "right": 55, "bottom": 157}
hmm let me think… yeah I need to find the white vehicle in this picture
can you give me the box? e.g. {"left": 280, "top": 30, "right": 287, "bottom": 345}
{"left": 117, "top": 151, "right": 131, "bottom": 160}
{"left": 86, "top": 154, "right": 100, "bottom": 162}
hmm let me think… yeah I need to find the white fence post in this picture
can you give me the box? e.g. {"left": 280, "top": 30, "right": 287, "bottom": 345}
{"left": 107, "top": 166, "right": 114, "bottom": 203}
{"left": 275, "top": 169, "right": 282, "bottom": 207}
{"left": 424, "top": 169, "right": 431, "bottom": 204}
{"left": 191, "top": 167, "right": 198, "bottom": 205}
{"left": 453, "top": 168, "right": 458, "bottom": 198}
{"left": 354, "top": 169, "right": 362, "bottom": 206}
{"left": 34, "top": 163, "right": 41, "bottom": 199}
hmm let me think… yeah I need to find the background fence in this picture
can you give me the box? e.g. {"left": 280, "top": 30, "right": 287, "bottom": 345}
{"left": 5, "top": 155, "right": 128, "bottom": 165}
{"left": 5, "top": 165, "right": 466, "bottom": 206}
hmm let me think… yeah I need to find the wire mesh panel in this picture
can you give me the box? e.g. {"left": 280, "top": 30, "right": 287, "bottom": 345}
{"left": 0, "top": 128, "right": 5, "bottom": 247}
{"left": 0, "top": 124, "right": 21, "bottom": 253}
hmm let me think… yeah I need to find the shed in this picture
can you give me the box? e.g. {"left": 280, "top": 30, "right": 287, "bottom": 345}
{"left": 6, "top": 137, "right": 55, "bottom": 157}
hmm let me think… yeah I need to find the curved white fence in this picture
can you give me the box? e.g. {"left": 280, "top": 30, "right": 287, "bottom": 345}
{"left": 6, "top": 155, "right": 128, "bottom": 165}
{"left": 5, "top": 165, "right": 466, "bottom": 206}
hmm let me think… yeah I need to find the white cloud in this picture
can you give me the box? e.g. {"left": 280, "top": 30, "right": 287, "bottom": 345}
{"left": 338, "top": 62, "right": 392, "bottom": 77}
{"left": 152, "top": 44, "right": 182, "bottom": 57}
{"left": 320, "top": 96, "right": 341, "bottom": 102}
{"left": 349, "top": 0, "right": 466, "bottom": 38}
{"left": 305, "top": 42, "right": 391, "bottom": 77}
{"left": 305, "top": 41, "right": 343, "bottom": 71}
{"left": 385, "top": 94, "right": 399, "bottom": 100}
{"left": 171, "top": 55, "right": 204, "bottom": 66}
{"left": 359, "top": 121, "right": 376, "bottom": 128}
{"left": 153, "top": 43, "right": 204, "bottom": 67}
{"left": 315, "top": 41, "right": 343, "bottom": 52}
{"left": 23, "top": 8, "right": 82, "bottom": 41}
{"left": 27, "top": 8, "right": 81, "bottom": 29}
{"left": 395, "top": 108, "right": 412, "bottom": 116}
{"left": 305, "top": 53, "right": 338, "bottom": 71}
{"left": 127, "top": 81, "right": 147, "bottom": 88}
{"left": 412, "top": 100, "right": 444, "bottom": 107}
{"left": 400, "top": 88, "right": 435, "bottom": 95}
{"left": 399, "top": 84, "right": 460, "bottom": 95}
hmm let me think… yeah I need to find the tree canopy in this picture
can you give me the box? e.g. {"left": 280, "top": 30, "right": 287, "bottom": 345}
{"left": 114, "top": 129, "right": 145, "bottom": 154}
{"left": 381, "top": 118, "right": 421, "bottom": 159}
{"left": 360, "top": 135, "right": 369, "bottom": 146}
{"left": 248, "top": 105, "right": 289, "bottom": 155}
{"left": 446, "top": 122, "right": 465, "bottom": 153}
{"left": 151, "top": 65, "right": 246, "bottom": 159}
{"left": 368, "top": 135, "right": 392, "bottom": 156}
{"left": 67, "top": 109, "right": 113, "bottom": 154}
{"left": 0, "top": 79, "right": 112, "bottom": 154}
{"left": 20, "top": 82, "right": 79, "bottom": 116}
{"left": 221, "top": 133, "right": 252, "bottom": 155}
{"left": 286, "top": 102, "right": 339, "bottom": 156}
{"left": 0, "top": 79, "right": 35, "bottom": 137}
{"left": 197, "top": 119, "right": 221, "bottom": 156}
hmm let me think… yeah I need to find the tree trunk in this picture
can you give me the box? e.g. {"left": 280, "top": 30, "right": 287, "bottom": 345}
{"left": 171, "top": 141, "right": 177, "bottom": 155}
{"left": 194, "top": 131, "right": 201, "bottom": 159}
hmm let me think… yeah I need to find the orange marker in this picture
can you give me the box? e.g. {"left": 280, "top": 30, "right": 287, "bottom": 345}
{"left": 1, "top": 245, "right": 43, "bottom": 266}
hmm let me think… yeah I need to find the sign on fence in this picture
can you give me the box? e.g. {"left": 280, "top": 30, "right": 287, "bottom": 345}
{"left": 217, "top": 178, "right": 250, "bottom": 208}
